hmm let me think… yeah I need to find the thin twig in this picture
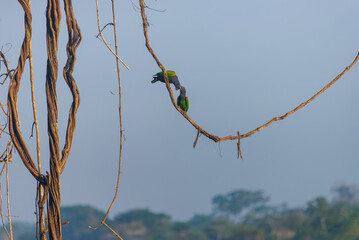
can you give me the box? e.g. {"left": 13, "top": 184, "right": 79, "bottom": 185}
{"left": 0, "top": 163, "right": 6, "bottom": 175}
{"left": 0, "top": 70, "right": 16, "bottom": 85}
{"left": 95, "top": 0, "right": 130, "bottom": 70}
{"left": 0, "top": 51, "right": 15, "bottom": 86}
{"left": 0, "top": 101, "right": 8, "bottom": 115}
{"left": 27, "top": 0, "right": 45, "bottom": 237}
{"left": 0, "top": 117, "right": 10, "bottom": 137}
{"left": 0, "top": 44, "right": 13, "bottom": 55}
{"left": 103, "top": 222, "right": 124, "bottom": 240}
{"left": 110, "top": 0, "right": 124, "bottom": 230}
{"left": 0, "top": 172, "right": 11, "bottom": 240}
{"left": 28, "top": 20, "right": 41, "bottom": 170}
{"left": 43, "top": 221, "right": 69, "bottom": 233}
{"left": 89, "top": 2, "right": 125, "bottom": 239}
{"left": 237, "top": 131, "right": 243, "bottom": 160}
{"left": 0, "top": 128, "right": 10, "bottom": 137}
{"left": 5, "top": 145, "right": 13, "bottom": 240}
{"left": 96, "top": 23, "right": 114, "bottom": 38}
{"left": 193, "top": 129, "right": 200, "bottom": 148}
{"left": 0, "top": 102, "right": 8, "bottom": 116}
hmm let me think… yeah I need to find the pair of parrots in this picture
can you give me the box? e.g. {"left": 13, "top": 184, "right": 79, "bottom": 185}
{"left": 152, "top": 71, "right": 189, "bottom": 112}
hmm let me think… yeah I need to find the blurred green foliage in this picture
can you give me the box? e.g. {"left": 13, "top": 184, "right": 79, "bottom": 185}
{"left": 2, "top": 183, "right": 359, "bottom": 240}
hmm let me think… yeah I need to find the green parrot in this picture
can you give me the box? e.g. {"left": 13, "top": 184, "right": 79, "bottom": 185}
{"left": 152, "top": 70, "right": 181, "bottom": 90}
{"left": 177, "top": 86, "right": 189, "bottom": 112}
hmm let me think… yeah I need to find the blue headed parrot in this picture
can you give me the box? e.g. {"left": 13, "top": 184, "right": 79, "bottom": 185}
{"left": 152, "top": 70, "right": 181, "bottom": 90}
{"left": 177, "top": 86, "right": 189, "bottom": 112}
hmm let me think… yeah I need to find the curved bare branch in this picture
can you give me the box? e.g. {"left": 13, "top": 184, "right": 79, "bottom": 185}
{"left": 139, "top": 0, "right": 359, "bottom": 147}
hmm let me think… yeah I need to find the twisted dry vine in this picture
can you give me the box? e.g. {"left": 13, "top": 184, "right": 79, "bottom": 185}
{"left": 5, "top": 0, "right": 81, "bottom": 239}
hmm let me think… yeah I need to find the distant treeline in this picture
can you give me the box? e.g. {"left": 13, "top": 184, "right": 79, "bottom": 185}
{"left": 2, "top": 183, "right": 359, "bottom": 240}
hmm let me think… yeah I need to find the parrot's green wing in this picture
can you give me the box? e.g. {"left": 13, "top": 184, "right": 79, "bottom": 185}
{"left": 185, "top": 97, "right": 189, "bottom": 112}
{"left": 153, "top": 70, "right": 176, "bottom": 82}
{"left": 167, "top": 71, "right": 176, "bottom": 78}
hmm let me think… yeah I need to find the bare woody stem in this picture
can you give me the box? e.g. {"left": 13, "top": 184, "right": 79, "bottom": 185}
{"left": 89, "top": 3, "right": 125, "bottom": 239}
{"left": 27, "top": 0, "right": 46, "bottom": 237}
{"left": 5, "top": 156, "right": 13, "bottom": 240}
{"left": 220, "top": 52, "right": 359, "bottom": 141}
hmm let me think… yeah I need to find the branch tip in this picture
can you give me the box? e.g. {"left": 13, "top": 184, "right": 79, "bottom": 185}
{"left": 193, "top": 129, "right": 200, "bottom": 148}
{"left": 237, "top": 131, "right": 243, "bottom": 160}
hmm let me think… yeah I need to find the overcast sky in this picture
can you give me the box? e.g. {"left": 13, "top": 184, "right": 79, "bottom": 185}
{"left": 1, "top": 0, "right": 359, "bottom": 222}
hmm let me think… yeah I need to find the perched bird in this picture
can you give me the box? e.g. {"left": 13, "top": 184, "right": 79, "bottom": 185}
{"left": 152, "top": 70, "right": 181, "bottom": 90}
{"left": 177, "top": 86, "right": 189, "bottom": 112}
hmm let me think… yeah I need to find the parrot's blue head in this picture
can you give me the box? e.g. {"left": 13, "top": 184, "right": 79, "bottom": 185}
{"left": 170, "top": 76, "right": 181, "bottom": 90}
{"left": 179, "top": 86, "right": 186, "bottom": 101}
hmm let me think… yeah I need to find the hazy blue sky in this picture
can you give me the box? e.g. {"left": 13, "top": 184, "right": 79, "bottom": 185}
{"left": 1, "top": 0, "right": 359, "bottom": 222}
